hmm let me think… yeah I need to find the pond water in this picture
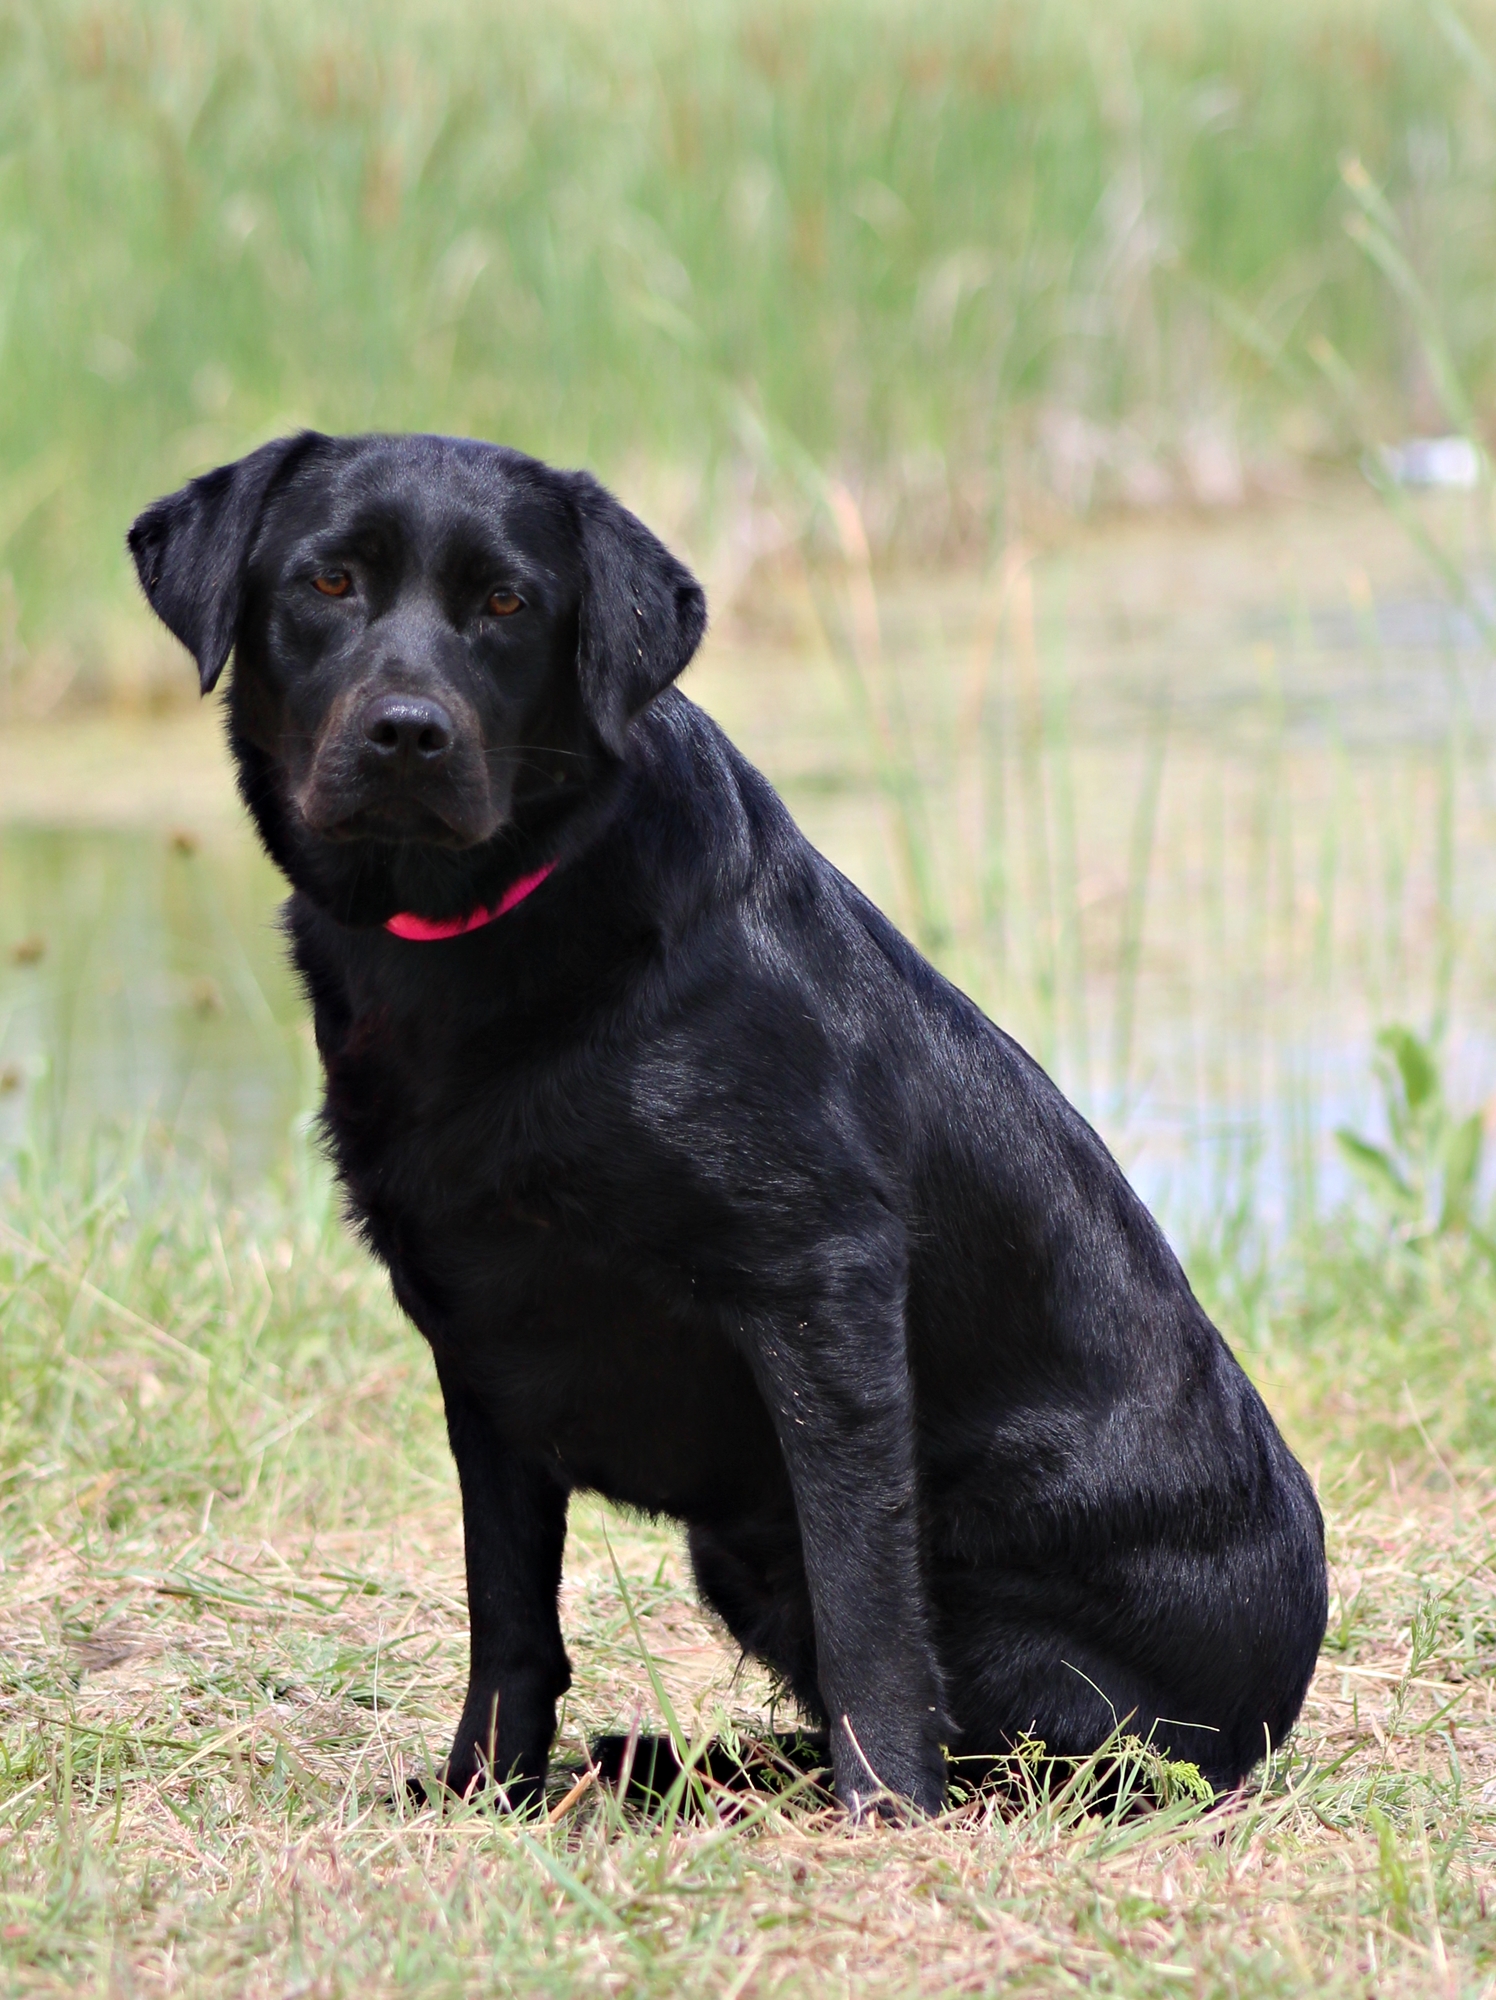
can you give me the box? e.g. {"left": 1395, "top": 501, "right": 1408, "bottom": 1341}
{"left": 0, "top": 820, "right": 309, "bottom": 1181}
{"left": 3, "top": 478, "right": 1495, "bottom": 1251}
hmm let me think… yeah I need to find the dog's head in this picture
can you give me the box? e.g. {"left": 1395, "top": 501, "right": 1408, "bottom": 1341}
{"left": 128, "top": 433, "right": 706, "bottom": 924}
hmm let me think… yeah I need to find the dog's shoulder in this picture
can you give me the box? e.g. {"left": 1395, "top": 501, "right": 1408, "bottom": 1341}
{"left": 631, "top": 690, "right": 800, "bottom": 855}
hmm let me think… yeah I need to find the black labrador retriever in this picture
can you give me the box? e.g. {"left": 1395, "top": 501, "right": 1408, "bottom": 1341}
{"left": 129, "top": 432, "right": 1327, "bottom": 1817}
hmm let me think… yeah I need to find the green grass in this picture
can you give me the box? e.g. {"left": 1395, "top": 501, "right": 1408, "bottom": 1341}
{"left": 6, "top": 0, "right": 1496, "bottom": 698}
{"left": 0, "top": 1128, "right": 1494, "bottom": 1996}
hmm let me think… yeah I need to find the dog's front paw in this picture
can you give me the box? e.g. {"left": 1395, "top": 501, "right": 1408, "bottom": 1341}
{"left": 831, "top": 1718, "right": 946, "bottom": 1823}
{"left": 838, "top": 1781, "right": 939, "bottom": 1825}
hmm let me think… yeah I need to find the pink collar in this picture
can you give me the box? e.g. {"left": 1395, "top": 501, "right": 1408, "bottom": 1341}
{"left": 385, "top": 862, "right": 555, "bottom": 941}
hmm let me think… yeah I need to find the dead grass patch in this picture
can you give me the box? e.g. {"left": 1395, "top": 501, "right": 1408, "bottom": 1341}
{"left": 2, "top": 1466, "right": 1493, "bottom": 1996}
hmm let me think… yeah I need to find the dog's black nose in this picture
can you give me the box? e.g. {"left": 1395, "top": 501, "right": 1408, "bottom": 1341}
{"left": 360, "top": 694, "right": 455, "bottom": 765}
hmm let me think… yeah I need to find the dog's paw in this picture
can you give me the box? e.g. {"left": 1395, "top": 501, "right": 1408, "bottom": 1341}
{"left": 590, "top": 1731, "right": 833, "bottom": 1814}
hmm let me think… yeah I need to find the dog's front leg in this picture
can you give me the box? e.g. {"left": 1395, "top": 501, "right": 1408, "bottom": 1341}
{"left": 745, "top": 1259, "right": 946, "bottom": 1820}
{"left": 434, "top": 1359, "right": 571, "bottom": 1808}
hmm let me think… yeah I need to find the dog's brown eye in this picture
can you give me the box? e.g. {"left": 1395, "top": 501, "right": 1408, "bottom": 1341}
{"left": 313, "top": 572, "right": 351, "bottom": 598}
{"left": 487, "top": 590, "right": 522, "bottom": 617}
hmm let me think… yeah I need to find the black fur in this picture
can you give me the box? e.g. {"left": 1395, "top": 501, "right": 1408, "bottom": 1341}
{"left": 129, "top": 432, "right": 1327, "bottom": 1818}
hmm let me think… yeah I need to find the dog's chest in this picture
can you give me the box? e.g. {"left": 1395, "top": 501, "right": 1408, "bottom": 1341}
{"left": 317, "top": 998, "right": 786, "bottom": 1517}
{"left": 321, "top": 1012, "right": 588, "bottom": 1277}
{"left": 396, "top": 1190, "right": 783, "bottom": 1518}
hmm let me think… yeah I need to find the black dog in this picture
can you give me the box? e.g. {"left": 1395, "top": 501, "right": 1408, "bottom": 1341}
{"left": 129, "top": 433, "right": 1327, "bottom": 1817}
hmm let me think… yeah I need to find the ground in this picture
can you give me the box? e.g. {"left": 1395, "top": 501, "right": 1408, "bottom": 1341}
{"left": 0, "top": 1160, "right": 1493, "bottom": 1998}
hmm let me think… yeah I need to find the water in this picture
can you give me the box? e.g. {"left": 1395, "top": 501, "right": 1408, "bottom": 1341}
{"left": 0, "top": 824, "right": 310, "bottom": 1183}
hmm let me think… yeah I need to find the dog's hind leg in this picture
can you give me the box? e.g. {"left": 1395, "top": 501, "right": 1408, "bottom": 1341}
{"left": 934, "top": 1521, "right": 1325, "bottom": 1797}
{"left": 687, "top": 1519, "right": 824, "bottom": 1726}
{"left": 584, "top": 1522, "right": 828, "bottom": 1813}
{"left": 938, "top": 1598, "right": 1257, "bottom": 1798}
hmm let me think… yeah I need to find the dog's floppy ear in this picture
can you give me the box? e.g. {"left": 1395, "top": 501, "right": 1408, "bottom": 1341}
{"left": 127, "top": 432, "right": 321, "bottom": 694}
{"left": 570, "top": 473, "right": 707, "bottom": 753}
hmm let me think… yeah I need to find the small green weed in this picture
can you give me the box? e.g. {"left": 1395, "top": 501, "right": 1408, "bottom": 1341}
{"left": 1335, "top": 1025, "right": 1485, "bottom": 1244}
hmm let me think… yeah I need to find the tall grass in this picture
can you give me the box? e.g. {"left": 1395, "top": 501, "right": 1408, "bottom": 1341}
{"left": 5, "top": 0, "right": 1496, "bottom": 699}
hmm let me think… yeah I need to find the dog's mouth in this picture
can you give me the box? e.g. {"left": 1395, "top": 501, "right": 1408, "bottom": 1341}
{"left": 312, "top": 795, "right": 484, "bottom": 847}
{"left": 294, "top": 750, "right": 508, "bottom": 851}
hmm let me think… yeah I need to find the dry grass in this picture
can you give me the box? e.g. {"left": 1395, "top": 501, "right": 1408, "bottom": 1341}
{"left": 1, "top": 1481, "right": 1493, "bottom": 1994}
